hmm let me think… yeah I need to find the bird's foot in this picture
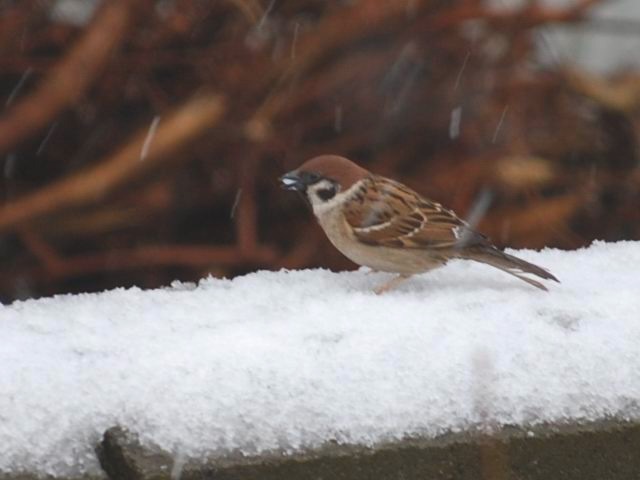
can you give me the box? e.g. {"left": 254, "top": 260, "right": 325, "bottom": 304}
{"left": 374, "top": 274, "right": 411, "bottom": 295}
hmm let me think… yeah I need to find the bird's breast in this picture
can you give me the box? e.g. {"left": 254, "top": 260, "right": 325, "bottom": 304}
{"left": 316, "top": 209, "right": 443, "bottom": 274}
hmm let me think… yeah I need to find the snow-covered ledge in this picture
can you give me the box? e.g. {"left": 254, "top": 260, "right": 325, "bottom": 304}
{"left": 1, "top": 241, "right": 640, "bottom": 478}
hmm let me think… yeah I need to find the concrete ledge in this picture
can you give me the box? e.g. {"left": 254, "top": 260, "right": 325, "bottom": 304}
{"left": 95, "top": 421, "right": 640, "bottom": 480}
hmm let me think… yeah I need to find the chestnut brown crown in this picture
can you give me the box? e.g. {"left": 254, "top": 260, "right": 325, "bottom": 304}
{"left": 297, "top": 155, "right": 370, "bottom": 189}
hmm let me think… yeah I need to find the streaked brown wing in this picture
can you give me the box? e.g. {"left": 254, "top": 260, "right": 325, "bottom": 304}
{"left": 343, "top": 176, "right": 485, "bottom": 250}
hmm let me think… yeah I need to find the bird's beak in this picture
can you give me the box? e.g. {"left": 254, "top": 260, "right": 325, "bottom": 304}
{"left": 279, "top": 171, "right": 305, "bottom": 191}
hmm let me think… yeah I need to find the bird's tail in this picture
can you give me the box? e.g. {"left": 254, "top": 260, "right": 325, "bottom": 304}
{"left": 461, "top": 246, "right": 559, "bottom": 291}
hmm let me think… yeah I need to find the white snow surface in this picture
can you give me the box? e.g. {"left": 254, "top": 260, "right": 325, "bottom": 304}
{"left": 2, "top": 241, "right": 640, "bottom": 477}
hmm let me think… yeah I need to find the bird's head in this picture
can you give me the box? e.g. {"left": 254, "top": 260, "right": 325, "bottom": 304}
{"left": 280, "top": 155, "right": 369, "bottom": 214}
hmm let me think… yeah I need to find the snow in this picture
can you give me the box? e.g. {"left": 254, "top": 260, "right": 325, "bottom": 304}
{"left": 1, "top": 241, "right": 640, "bottom": 477}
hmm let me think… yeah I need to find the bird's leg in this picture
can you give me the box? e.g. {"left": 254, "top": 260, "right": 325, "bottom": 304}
{"left": 374, "top": 274, "right": 411, "bottom": 295}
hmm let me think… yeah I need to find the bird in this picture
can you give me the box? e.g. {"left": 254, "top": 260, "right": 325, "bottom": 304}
{"left": 280, "top": 155, "right": 559, "bottom": 294}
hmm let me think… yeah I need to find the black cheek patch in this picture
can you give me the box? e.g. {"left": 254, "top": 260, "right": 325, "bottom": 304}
{"left": 317, "top": 186, "right": 337, "bottom": 201}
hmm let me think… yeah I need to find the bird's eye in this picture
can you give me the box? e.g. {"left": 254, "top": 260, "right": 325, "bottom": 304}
{"left": 301, "top": 171, "right": 321, "bottom": 184}
{"left": 316, "top": 185, "right": 337, "bottom": 201}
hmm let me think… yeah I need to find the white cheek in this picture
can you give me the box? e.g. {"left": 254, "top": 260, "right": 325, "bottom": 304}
{"left": 309, "top": 180, "right": 363, "bottom": 216}
{"left": 311, "top": 196, "right": 339, "bottom": 216}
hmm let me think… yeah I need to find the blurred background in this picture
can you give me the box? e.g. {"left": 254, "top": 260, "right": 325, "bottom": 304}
{"left": 0, "top": 0, "right": 639, "bottom": 302}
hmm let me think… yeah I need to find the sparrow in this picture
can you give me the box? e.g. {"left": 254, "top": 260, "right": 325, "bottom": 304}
{"left": 280, "top": 155, "right": 559, "bottom": 294}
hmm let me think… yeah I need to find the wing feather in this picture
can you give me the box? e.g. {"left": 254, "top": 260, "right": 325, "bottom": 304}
{"left": 343, "top": 176, "right": 487, "bottom": 250}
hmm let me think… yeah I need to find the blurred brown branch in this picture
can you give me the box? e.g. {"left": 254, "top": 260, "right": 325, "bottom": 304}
{"left": 0, "top": 0, "right": 145, "bottom": 154}
{"left": 0, "top": 94, "right": 226, "bottom": 231}
{"left": 16, "top": 241, "right": 278, "bottom": 282}
{"left": 565, "top": 68, "right": 640, "bottom": 113}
